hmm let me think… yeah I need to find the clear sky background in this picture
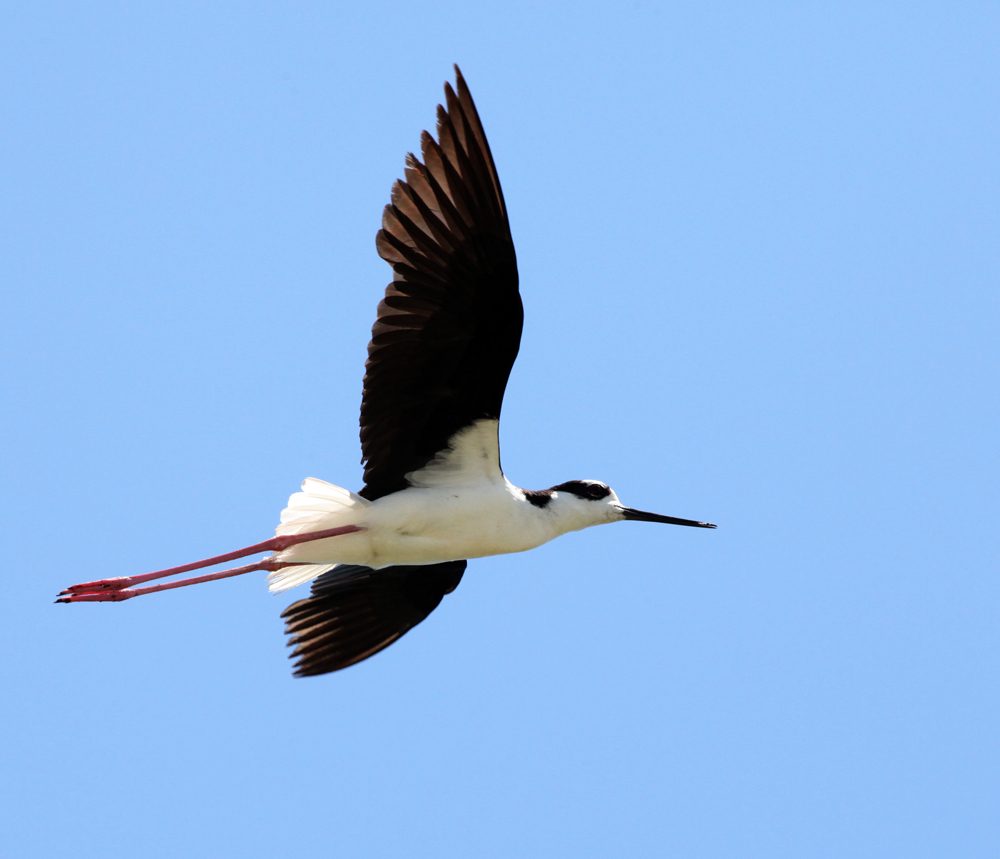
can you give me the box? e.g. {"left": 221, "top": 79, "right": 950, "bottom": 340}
{"left": 2, "top": 2, "right": 997, "bottom": 857}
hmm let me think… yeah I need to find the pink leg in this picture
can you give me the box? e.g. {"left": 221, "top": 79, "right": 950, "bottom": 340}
{"left": 57, "top": 524, "right": 365, "bottom": 600}
{"left": 56, "top": 558, "right": 305, "bottom": 603}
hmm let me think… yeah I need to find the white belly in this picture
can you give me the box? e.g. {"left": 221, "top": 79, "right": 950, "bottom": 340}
{"left": 369, "top": 484, "right": 556, "bottom": 566}
{"left": 271, "top": 422, "right": 560, "bottom": 577}
{"left": 276, "top": 482, "right": 556, "bottom": 569}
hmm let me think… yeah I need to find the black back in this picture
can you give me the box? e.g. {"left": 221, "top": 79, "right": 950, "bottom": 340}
{"left": 360, "top": 66, "right": 522, "bottom": 501}
{"left": 281, "top": 561, "right": 467, "bottom": 677}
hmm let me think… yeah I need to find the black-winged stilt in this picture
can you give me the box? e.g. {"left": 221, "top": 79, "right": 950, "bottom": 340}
{"left": 58, "top": 66, "right": 716, "bottom": 676}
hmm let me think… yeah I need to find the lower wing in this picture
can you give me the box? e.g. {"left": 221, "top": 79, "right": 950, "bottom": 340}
{"left": 281, "top": 560, "right": 467, "bottom": 676}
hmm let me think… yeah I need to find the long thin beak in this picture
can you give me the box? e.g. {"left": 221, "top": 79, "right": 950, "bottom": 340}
{"left": 619, "top": 507, "right": 717, "bottom": 529}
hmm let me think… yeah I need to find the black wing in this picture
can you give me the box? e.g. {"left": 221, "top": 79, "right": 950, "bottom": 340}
{"left": 360, "top": 65, "right": 522, "bottom": 501}
{"left": 281, "top": 561, "right": 467, "bottom": 677}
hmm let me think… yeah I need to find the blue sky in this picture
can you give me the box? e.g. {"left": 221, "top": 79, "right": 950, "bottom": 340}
{"left": 2, "top": 2, "right": 998, "bottom": 856}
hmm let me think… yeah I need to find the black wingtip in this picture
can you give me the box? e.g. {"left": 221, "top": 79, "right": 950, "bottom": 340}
{"left": 453, "top": 64, "right": 469, "bottom": 95}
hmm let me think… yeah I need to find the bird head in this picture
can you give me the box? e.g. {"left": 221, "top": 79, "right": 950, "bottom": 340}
{"left": 543, "top": 479, "right": 717, "bottom": 533}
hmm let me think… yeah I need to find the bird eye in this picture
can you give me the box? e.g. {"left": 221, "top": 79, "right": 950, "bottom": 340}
{"left": 588, "top": 484, "right": 606, "bottom": 498}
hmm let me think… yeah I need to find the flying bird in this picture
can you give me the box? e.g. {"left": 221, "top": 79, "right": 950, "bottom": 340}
{"left": 58, "top": 66, "right": 716, "bottom": 676}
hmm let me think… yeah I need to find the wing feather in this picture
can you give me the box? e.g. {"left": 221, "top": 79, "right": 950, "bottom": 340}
{"left": 360, "top": 66, "right": 521, "bottom": 501}
{"left": 281, "top": 561, "right": 467, "bottom": 677}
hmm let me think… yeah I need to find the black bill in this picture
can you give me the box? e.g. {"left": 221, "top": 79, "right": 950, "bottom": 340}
{"left": 619, "top": 507, "right": 717, "bottom": 529}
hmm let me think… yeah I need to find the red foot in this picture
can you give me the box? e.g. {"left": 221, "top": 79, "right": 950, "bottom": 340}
{"left": 59, "top": 577, "right": 133, "bottom": 596}
{"left": 56, "top": 589, "right": 136, "bottom": 603}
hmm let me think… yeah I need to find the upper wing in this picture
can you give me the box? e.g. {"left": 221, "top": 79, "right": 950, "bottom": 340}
{"left": 281, "top": 561, "right": 467, "bottom": 677}
{"left": 360, "top": 66, "right": 522, "bottom": 501}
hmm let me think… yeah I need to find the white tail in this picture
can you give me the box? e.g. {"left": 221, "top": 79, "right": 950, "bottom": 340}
{"left": 268, "top": 562, "right": 339, "bottom": 594}
{"left": 267, "top": 478, "right": 370, "bottom": 593}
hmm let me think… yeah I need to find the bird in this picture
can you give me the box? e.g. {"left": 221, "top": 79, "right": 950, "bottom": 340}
{"left": 58, "top": 66, "right": 716, "bottom": 677}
